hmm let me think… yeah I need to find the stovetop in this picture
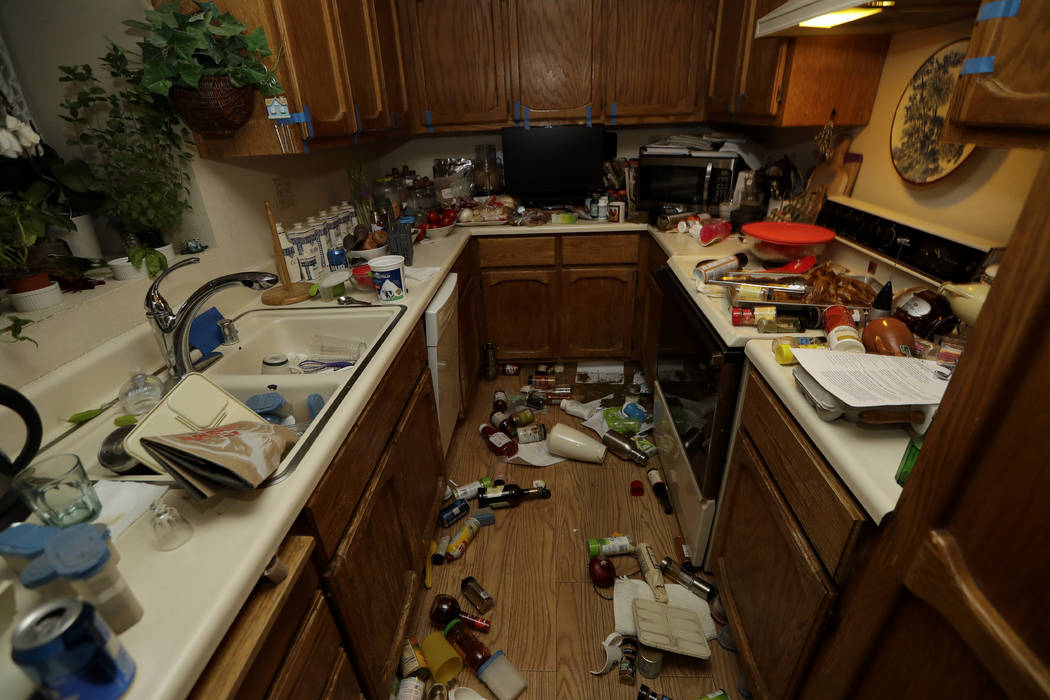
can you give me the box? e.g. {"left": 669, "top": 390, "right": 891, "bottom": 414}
{"left": 816, "top": 197, "right": 998, "bottom": 283}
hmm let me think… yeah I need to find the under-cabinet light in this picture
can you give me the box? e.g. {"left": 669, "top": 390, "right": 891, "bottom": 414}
{"left": 798, "top": 7, "right": 883, "bottom": 28}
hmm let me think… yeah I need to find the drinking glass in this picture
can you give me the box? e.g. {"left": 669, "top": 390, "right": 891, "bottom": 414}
{"left": 13, "top": 454, "right": 101, "bottom": 527}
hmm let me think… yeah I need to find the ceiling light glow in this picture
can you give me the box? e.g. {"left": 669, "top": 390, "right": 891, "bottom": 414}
{"left": 798, "top": 7, "right": 883, "bottom": 28}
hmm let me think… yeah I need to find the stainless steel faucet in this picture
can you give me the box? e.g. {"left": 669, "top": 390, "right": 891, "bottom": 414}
{"left": 144, "top": 257, "right": 279, "bottom": 379}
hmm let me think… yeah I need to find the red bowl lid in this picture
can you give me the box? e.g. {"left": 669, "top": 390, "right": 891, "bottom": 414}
{"left": 742, "top": 222, "right": 836, "bottom": 245}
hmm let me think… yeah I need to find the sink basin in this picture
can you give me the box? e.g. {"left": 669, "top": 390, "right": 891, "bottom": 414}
{"left": 206, "top": 306, "right": 404, "bottom": 375}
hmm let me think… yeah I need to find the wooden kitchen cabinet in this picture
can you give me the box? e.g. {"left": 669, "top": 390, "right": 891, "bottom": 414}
{"left": 603, "top": 0, "right": 705, "bottom": 120}
{"left": 560, "top": 266, "right": 636, "bottom": 357}
{"left": 267, "top": 593, "right": 351, "bottom": 700}
{"left": 638, "top": 237, "right": 668, "bottom": 379}
{"left": 336, "top": 0, "right": 411, "bottom": 133}
{"left": 481, "top": 268, "right": 559, "bottom": 359}
{"left": 706, "top": 0, "right": 889, "bottom": 126}
{"left": 402, "top": 0, "right": 510, "bottom": 128}
{"left": 943, "top": 0, "right": 1050, "bottom": 149}
{"left": 508, "top": 0, "right": 602, "bottom": 123}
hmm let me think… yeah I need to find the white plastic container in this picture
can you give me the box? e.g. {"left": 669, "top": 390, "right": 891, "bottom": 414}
{"left": 369, "top": 254, "right": 407, "bottom": 303}
{"left": 9, "top": 281, "right": 63, "bottom": 312}
{"left": 547, "top": 424, "right": 607, "bottom": 463}
{"left": 477, "top": 650, "right": 528, "bottom": 700}
{"left": 45, "top": 523, "right": 143, "bottom": 633}
{"left": 156, "top": 244, "right": 176, "bottom": 266}
{"left": 317, "top": 270, "right": 349, "bottom": 301}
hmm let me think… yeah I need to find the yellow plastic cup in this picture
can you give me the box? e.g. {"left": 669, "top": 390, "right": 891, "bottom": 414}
{"left": 421, "top": 630, "right": 463, "bottom": 683}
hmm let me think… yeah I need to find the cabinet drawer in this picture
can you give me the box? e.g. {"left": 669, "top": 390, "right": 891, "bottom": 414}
{"left": 741, "top": 370, "right": 867, "bottom": 582}
{"left": 478, "top": 236, "right": 557, "bottom": 267}
{"left": 190, "top": 536, "right": 317, "bottom": 700}
{"left": 267, "top": 593, "right": 346, "bottom": 700}
{"left": 714, "top": 434, "right": 836, "bottom": 699}
{"left": 303, "top": 322, "right": 427, "bottom": 561}
{"left": 562, "top": 233, "right": 640, "bottom": 264}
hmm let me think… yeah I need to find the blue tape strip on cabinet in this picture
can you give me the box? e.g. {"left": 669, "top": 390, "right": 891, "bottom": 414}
{"left": 524, "top": 105, "right": 530, "bottom": 129}
{"left": 610, "top": 101, "right": 617, "bottom": 124}
{"left": 977, "top": 0, "right": 1020, "bottom": 21}
{"left": 514, "top": 101, "right": 521, "bottom": 125}
{"left": 736, "top": 93, "right": 744, "bottom": 114}
{"left": 424, "top": 110, "right": 434, "bottom": 133}
{"left": 960, "top": 56, "right": 996, "bottom": 75}
{"left": 586, "top": 105, "right": 592, "bottom": 126}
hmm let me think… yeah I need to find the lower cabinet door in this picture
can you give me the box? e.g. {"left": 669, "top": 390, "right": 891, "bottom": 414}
{"left": 560, "top": 266, "right": 636, "bottom": 357}
{"left": 322, "top": 652, "right": 363, "bottom": 699}
{"left": 267, "top": 593, "right": 347, "bottom": 700}
{"left": 481, "top": 268, "right": 558, "bottom": 359}
{"left": 713, "top": 433, "right": 837, "bottom": 699}
{"left": 325, "top": 446, "right": 416, "bottom": 699}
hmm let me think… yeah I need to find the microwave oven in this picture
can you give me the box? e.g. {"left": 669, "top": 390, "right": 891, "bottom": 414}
{"left": 638, "top": 153, "right": 741, "bottom": 212}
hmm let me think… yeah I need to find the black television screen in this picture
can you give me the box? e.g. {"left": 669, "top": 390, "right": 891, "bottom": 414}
{"left": 501, "top": 125, "right": 606, "bottom": 206}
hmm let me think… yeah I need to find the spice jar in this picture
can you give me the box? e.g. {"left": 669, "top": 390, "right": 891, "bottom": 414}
{"left": 429, "top": 594, "right": 492, "bottom": 632}
{"left": 461, "top": 576, "right": 495, "bottom": 614}
{"left": 443, "top": 619, "right": 493, "bottom": 671}
{"left": 823, "top": 305, "right": 864, "bottom": 353}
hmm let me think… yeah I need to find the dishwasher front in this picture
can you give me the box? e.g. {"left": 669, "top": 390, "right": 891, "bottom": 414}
{"left": 424, "top": 273, "right": 461, "bottom": 456}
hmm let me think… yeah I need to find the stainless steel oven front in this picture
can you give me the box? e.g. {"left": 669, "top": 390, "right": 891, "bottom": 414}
{"left": 652, "top": 266, "right": 744, "bottom": 570}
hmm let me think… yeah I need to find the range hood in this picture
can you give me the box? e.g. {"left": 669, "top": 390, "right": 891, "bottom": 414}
{"left": 755, "top": 0, "right": 980, "bottom": 38}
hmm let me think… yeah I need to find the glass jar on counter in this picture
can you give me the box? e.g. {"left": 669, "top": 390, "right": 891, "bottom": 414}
{"left": 373, "top": 177, "right": 402, "bottom": 218}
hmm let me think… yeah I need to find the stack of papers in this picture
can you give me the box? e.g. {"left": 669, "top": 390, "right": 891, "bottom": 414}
{"left": 792, "top": 349, "right": 949, "bottom": 407}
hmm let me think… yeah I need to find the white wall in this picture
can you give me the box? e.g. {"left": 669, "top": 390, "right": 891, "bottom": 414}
{"left": 848, "top": 20, "right": 1041, "bottom": 247}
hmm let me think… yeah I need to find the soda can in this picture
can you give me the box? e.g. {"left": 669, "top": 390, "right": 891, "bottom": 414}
{"left": 11, "top": 597, "right": 136, "bottom": 700}
{"left": 437, "top": 498, "right": 469, "bottom": 528}
{"left": 497, "top": 363, "right": 520, "bottom": 375}
{"left": 326, "top": 247, "right": 349, "bottom": 271}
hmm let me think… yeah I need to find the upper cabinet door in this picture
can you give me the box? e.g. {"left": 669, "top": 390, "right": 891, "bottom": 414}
{"left": 737, "top": 0, "right": 787, "bottom": 118}
{"left": 603, "top": 0, "right": 704, "bottom": 119}
{"left": 508, "top": 0, "right": 601, "bottom": 122}
{"left": 406, "top": 0, "right": 510, "bottom": 126}
{"left": 947, "top": 0, "right": 1050, "bottom": 130}
{"left": 707, "top": 0, "right": 748, "bottom": 115}
{"left": 336, "top": 0, "right": 383, "bottom": 132}
{"left": 371, "top": 0, "right": 411, "bottom": 130}
{"left": 272, "top": 0, "right": 357, "bottom": 140}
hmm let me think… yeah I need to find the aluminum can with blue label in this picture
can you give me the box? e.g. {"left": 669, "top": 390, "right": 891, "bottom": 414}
{"left": 438, "top": 498, "right": 469, "bottom": 528}
{"left": 11, "top": 597, "right": 136, "bottom": 700}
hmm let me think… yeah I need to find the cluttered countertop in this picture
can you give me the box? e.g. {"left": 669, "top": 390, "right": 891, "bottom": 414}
{"left": 0, "top": 230, "right": 472, "bottom": 700}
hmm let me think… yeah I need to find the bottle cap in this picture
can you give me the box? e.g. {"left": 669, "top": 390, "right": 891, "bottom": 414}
{"left": 443, "top": 619, "right": 462, "bottom": 637}
{"left": 630, "top": 480, "right": 644, "bottom": 497}
{"left": 45, "top": 523, "right": 111, "bottom": 579}
{"left": 0, "top": 523, "right": 58, "bottom": 558}
{"left": 19, "top": 555, "right": 60, "bottom": 588}
{"left": 461, "top": 576, "right": 478, "bottom": 590}
{"left": 473, "top": 507, "right": 496, "bottom": 526}
{"left": 587, "top": 538, "right": 600, "bottom": 558}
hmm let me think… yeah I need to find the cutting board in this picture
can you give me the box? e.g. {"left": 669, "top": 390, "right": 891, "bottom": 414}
{"left": 807, "top": 135, "right": 859, "bottom": 198}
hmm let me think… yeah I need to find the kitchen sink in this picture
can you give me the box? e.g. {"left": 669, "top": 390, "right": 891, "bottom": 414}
{"left": 205, "top": 306, "right": 404, "bottom": 375}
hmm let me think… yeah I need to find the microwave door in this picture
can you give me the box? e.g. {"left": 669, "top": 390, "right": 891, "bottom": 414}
{"left": 702, "top": 162, "right": 713, "bottom": 204}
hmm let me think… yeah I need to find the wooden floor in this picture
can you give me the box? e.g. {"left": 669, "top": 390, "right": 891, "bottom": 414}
{"left": 407, "top": 366, "right": 742, "bottom": 700}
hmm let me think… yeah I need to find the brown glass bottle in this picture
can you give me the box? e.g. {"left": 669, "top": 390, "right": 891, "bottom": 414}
{"left": 489, "top": 410, "right": 518, "bottom": 439}
{"left": 492, "top": 390, "right": 508, "bottom": 412}
{"left": 428, "top": 594, "right": 491, "bottom": 632}
{"left": 479, "top": 424, "right": 518, "bottom": 457}
{"left": 444, "top": 619, "right": 493, "bottom": 671}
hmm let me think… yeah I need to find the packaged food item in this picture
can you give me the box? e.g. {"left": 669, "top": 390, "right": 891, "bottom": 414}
{"left": 771, "top": 336, "right": 827, "bottom": 365}
{"left": 824, "top": 305, "right": 864, "bottom": 353}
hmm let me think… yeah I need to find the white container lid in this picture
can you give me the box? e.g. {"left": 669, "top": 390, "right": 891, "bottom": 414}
{"left": 368, "top": 255, "right": 405, "bottom": 272}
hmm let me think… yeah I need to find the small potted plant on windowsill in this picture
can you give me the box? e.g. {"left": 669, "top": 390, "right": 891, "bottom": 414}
{"left": 127, "top": 1, "right": 284, "bottom": 136}
{"left": 0, "top": 181, "right": 75, "bottom": 311}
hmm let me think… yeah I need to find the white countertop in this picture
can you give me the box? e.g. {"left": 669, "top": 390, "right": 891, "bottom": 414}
{"left": 458, "top": 220, "right": 646, "bottom": 236}
{"left": 1, "top": 231, "right": 472, "bottom": 700}
{"left": 744, "top": 343, "right": 908, "bottom": 524}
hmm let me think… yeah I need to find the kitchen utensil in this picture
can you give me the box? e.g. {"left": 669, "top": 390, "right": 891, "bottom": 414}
{"left": 806, "top": 134, "right": 857, "bottom": 199}
{"left": 938, "top": 282, "right": 990, "bottom": 326}
{"left": 13, "top": 454, "right": 102, "bottom": 527}
{"left": 262, "top": 201, "right": 312, "bottom": 306}
{"left": 764, "top": 255, "right": 817, "bottom": 274}
{"left": 742, "top": 221, "right": 835, "bottom": 264}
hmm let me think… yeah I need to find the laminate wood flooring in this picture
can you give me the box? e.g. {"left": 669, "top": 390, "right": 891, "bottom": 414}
{"left": 407, "top": 367, "right": 742, "bottom": 700}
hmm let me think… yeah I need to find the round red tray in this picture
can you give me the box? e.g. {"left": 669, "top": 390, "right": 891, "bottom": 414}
{"left": 742, "top": 221, "right": 836, "bottom": 244}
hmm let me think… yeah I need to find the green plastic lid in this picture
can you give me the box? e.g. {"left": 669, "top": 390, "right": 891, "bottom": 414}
{"left": 480, "top": 477, "right": 493, "bottom": 488}
{"left": 443, "top": 619, "right": 462, "bottom": 637}
{"left": 587, "top": 538, "right": 600, "bottom": 558}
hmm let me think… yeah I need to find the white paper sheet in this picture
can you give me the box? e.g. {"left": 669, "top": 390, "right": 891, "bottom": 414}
{"left": 509, "top": 440, "right": 565, "bottom": 467}
{"left": 792, "top": 349, "right": 949, "bottom": 408}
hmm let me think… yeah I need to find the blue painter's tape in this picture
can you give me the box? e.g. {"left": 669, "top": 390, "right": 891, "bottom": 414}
{"left": 514, "top": 101, "right": 520, "bottom": 125}
{"left": 424, "top": 110, "right": 434, "bottom": 133}
{"left": 354, "top": 104, "right": 361, "bottom": 130}
{"left": 524, "top": 105, "right": 530, "bottom": 129}
{"left": 585, "top": 105, "right": 592, "bottom": 127}
{"left": 961, "top": 55, "right": 996, "bottom": 75}
{"left": 978, "top": 0, "right": 1020, "bottom": 21}
{"left": 736, "top": 93, "right": 744, "bottom": 114}
{"left": 610, "top": 101, "right": 617, "bottom": 125}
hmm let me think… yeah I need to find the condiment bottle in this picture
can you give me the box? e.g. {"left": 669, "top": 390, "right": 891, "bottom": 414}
{"left": 619, "top": 635, "right": 638, "bottom": 684}
{"left": 647, "top": 468, "right": 674, "bottom": 514}
{"left": 529, "top": 374, "right": 555, "bottom": 390}
{"left": 444, "top": 619, "right": 493, "bottom": 671}
{"left": 658, "top": 557, "right": 716, "bottom": 601}
{"left": 587, "top": 535, "right": 636, "bottom": 558}
{"left": 461, "top": 576, "right": 495, "bottom": 613}
{"left": 492, "top": 390, "right": 508, "bottom": 412}
{"left": 429, "top": 594, "right": 492, "bottom": 632}
{"left": 515, "top": 423, "right": 547, "bottom": 444}
{"left": 489, "top": 411, "right": 518, "bottom": 439}
{"left": 509, "top": 406, "right": 534, "bottom": 426}
{"left": 824, "top": 305, "right": 865, "bottom": 353}
{"left": 892, "top": 288, "right": 957, "bottom": 339}
{"left": 453, "top": 478, "right": 492, "bottom": 501}
{"left": 479, "top": 424, "right": 518, "bottom": 457}
{"left": 695, "top": 253, "right": 748, "bottom": 283}
{"left": 398, "top": 636, "right": 431, "bottom": 681}
{"left": 446, "top": 517, "right": 481, "bottom": 561}
{"left": 561, "top": 399, "right": 598, "bottom": 420}
{"left": 483, "top": 344, "right": 498, "bottom": 380}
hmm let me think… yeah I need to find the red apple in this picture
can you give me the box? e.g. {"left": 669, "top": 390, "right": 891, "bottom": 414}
{"left": 589, "top": 556, "right": 616, "bottom": 588}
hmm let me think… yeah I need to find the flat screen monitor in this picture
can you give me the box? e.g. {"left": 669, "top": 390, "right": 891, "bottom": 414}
{"left": 501, "top": 125, "right": 606, "bottom": 206}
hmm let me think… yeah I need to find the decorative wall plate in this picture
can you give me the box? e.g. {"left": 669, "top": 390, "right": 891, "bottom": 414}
{"left": 890, "top": 39, "right": 975, "bottom": 185}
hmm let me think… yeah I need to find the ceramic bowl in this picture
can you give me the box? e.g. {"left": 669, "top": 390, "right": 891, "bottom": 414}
{"left": 348, "top": 244, "right": 388, "bottom": 262}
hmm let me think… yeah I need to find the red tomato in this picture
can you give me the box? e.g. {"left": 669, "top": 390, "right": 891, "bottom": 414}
{"left": 416, "top": 223, "right": 428, "bottom": 242}
{"left": 441, "top": 210, "right": 457, "bottom": 226}
{"left": 427, "top": 211, "right": 441, "bottom": 225}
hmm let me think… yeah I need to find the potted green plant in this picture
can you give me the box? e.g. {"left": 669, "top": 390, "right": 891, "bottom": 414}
{"left": 126, "top": 1, "right": 284, "bottom": 136}
{"left": 0, "top": 181, "right": 74, "bottom": 310}
{"left": 60, "top": 44, "right": 193, "bottom": 278}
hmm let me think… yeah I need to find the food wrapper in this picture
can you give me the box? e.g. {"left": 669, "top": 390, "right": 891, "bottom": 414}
{"left": 140, "top": 421, "right": 299, "bottom": 500}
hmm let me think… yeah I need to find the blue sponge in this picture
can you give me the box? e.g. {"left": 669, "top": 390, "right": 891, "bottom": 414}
{"left": 188, "top": 307, "right": 225, "bottom": 356}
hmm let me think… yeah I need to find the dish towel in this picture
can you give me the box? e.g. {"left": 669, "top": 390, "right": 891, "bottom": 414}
{"left": 405, "top": 266, "right": 439, "bottom": 283}
{"left": 93, "top": 480, "right": 169, "bottom": 538}
{"left": 613, "top": 577, "right": 717, "bottom": 640}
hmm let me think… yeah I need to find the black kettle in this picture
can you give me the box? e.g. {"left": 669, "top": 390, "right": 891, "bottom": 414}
{"left": 1, "top": 384, "right": 42, "bottom": 525}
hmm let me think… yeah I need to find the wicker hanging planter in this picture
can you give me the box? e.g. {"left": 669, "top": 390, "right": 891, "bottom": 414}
{"left": 170, "top": 76, "right": 255, "bottom": 137}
